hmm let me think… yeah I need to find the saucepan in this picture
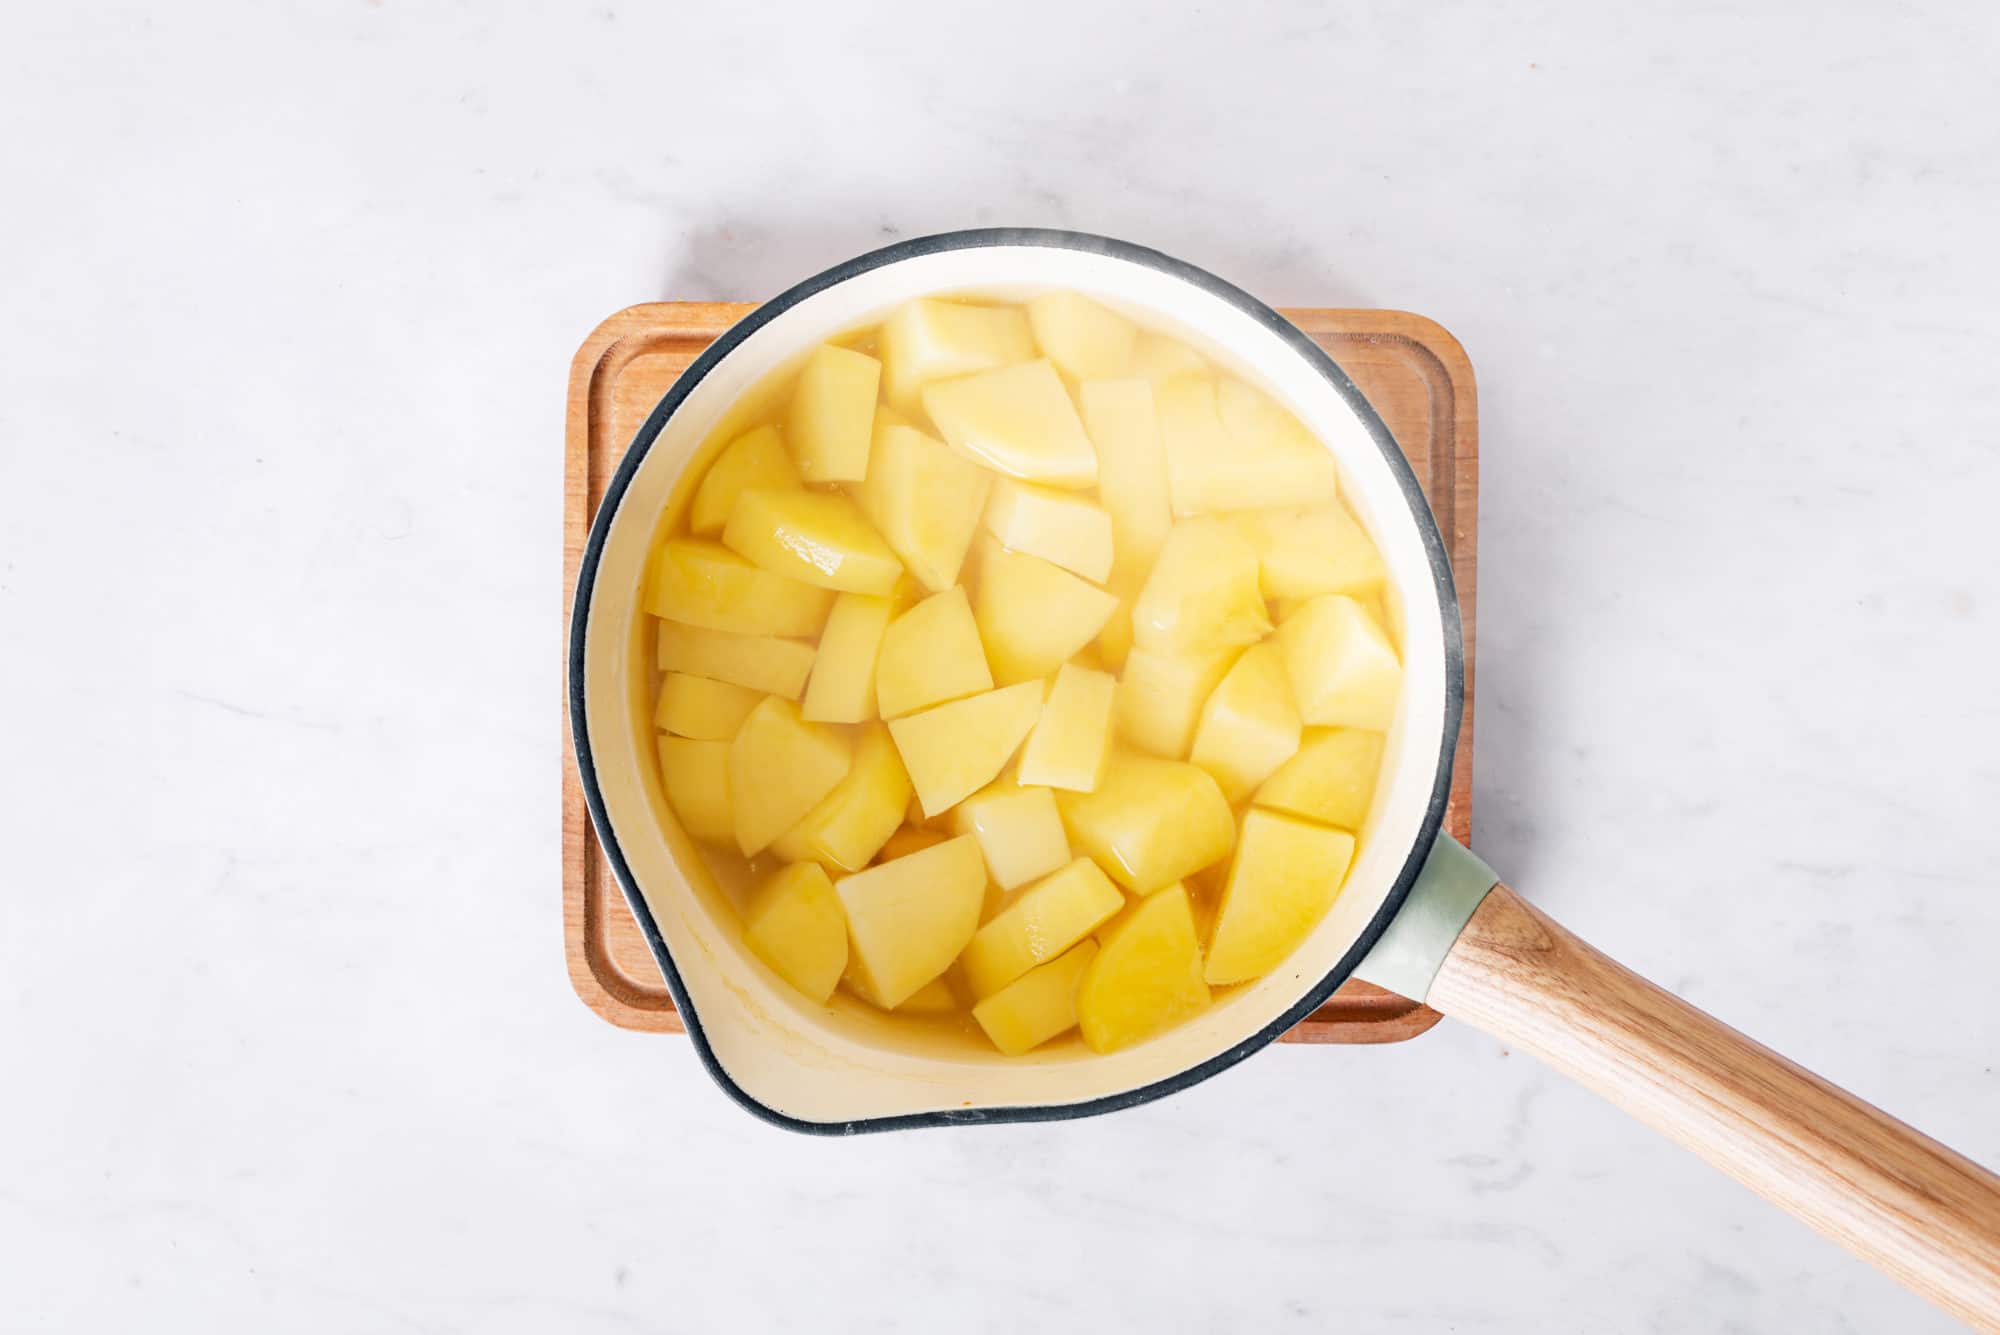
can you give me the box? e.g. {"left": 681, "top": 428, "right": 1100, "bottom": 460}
{"left": 567, "top": 228, "right": 2000, "bottom": 1327}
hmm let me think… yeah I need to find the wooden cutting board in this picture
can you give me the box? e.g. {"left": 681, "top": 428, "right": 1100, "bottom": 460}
{"left": 563, "top": 302, "right": 1478, "bottom": 1042}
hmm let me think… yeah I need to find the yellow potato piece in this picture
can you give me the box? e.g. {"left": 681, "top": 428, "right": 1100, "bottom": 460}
{"left": 1126, "top": 330, "right": 1206, "bottom": 383}
{"left": 1205, "top": 808, "right": 1356, "bottom": 985}
{"left": 1078, "top": 378, "right": 1172, "bottom": 581}
{"left": 895, "top": 975, "right": 961, "bottom": 1014}
{"left": 888, "top": 680, "right": 1044, "bottom": 818}
{"left": 785, "top": 343, "right": 879, "bottom": 481}
{"left": 1026, "top": 291, "right": 1136, "bottom": 380}
{"left": 835, "top": 834, "right": 986, "bottom": 1008}
{"left": 656, "top": 737, "right": 732, "bottom": 845}
{"left": 727, "top": 696, "right": 853, "bottom": 856}
{"left": 1076, "top": 883, "right": 1211, "bottom": 1053}
{"left": 644, "top": 539, "right": 834, "bottom": 638}
{"left": 1275, "top": 594, "right": 1401, "bottom": 730}
{"left": 874, "top": 586, "right": 993, "bottom": 719}
{"left": 1227, "top": 505, "right": 1387, "bottom": 601}
{"left": 1018, "top": 661, "right": 1116, "bottom": 792}
{"left": 1114, "top": 643, "right": 1240, "bottom": 759}
{"left": 878, "top": 298, "right": 1035, "bottom": 411}
{"left": 768, "top": 722, "right": 910, "bottom": 871}
{"left": 922, "top": 360, "right": 1099, "bottom": 489}
{"left": 1131, "top": 519, "right": 1271, "bottom": 653}
{"left": 1056, "top": 753, "right": 1236, "bottom": 894}
{"left": 982, "top": 478, "right": 1114, "bottom": 584}
{"left": 656, "top": 621, "right": 816, "bottom": 699}
{"left": 800, "top": 587, "right": 903, "bottom": 724}
{"left": 1189, "top": 643, "right": 1302, "bottom": 803}
{"left": 1156, "top": 375, "right": 1337, "bottom": 515}
{"left": 949, "top": 779, "right": 1072, "bottom": 891}
{"left": 852, "top": 418, "right": 993, "bottom": 593}
{"left": 1254, "top": 728, "right": 1386, "bottom": 831}
{"left": 972, "top": 940, "right": 1099, "bottom": 1056}
{"left": 972, "top": 536, "right": 1119, "bottom": 685}
{"left": 653, "top": 673, "right": 764, "bottom": 740}
{"left": 689, "top": 424, "right": 802, "bottom": 536}
{"left": 721, "top": 488, "right": 902, "bottom": 595}
{"left": 960, "top": 857, "right": 1125, "bottom": 999}
{"left": 742, "top": 861, "right": 847, "bottom": 1003}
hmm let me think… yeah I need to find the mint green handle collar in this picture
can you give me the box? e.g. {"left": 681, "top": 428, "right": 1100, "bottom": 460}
{"left": 1353, "top": 833, "right": 1499, "bottom": 1003}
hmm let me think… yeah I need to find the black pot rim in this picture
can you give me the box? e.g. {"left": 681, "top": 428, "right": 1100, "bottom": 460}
{"left": 567, "top": 227, "right": 1465, "bottom": 1135}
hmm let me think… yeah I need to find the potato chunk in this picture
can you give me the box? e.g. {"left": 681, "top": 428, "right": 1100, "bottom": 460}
{"left": 1056, "top": 754, "right": 1235, "bottom": 894}
{"left": 1026, "top": 291, "right": 1135, "bottom": 380}
{"left": 690, "top": 425, "right": 801, "bottom": 535}
{"left": 721, "top": 488, "right": 902, "bottom": 595}
{"left": 836, "top": 834, "right": 986, "bottom": 1008}
{"left": 656, "top": 622, "right": 815, "bottom": 699}
{"left": 768, "top": 723, "right": 910, "bottom": 871}
{"left": 1079, "top": 378, "right": 1172, "bottom": 580}
{"left": 1275, "top": 594, "right": 1401, "bottom": 730}
{"left": 1189, "top": 643, "right": 1302, "bottom": 803}
{"left": 1114, "top": 644, "right": 1239, "bottom": 759}
{"left": 800, "top": 588, "right": 901, "bottom": 724}
{"left": 949, "top": 779, "right": 1071, "bottom": 891}
{"left": 922, "top": 360, "right": 1098, "bottom": 488}
{"left": 727, "top": 697, "right": 852, "bottom": 856}
{"left": 742, "top": 862, "right": 847, "bottom": 1003}
{"left": 1017, "top": 661, "right": 1115, "bottom": 791}
{"left": 1077, "top": 883, "right": 1211, "bottom": 1052}
{"left": 972, "top": 536, "right": 1119, "bottom": 684}
{"left": 982, "top": 478, "right": 1114, "bottom": 584}
{"left": 960, "top": 858, "right": 1125, "bottom": 999}
{"left": 879, "top": 298, "right": 1035, "bottom": 411}
{"left": 888, "top": 681, "right": 1044, "bottom": 817}
{"left": 1131, "top": 519, "right": 1271, "bottom": 654}
{"left": 785, "top": 343, "right": 879, "bottom": 481}
{"left": 874, "top": 586, "right": 993, "bottom": 719}
{"left": 656, "top": 737, "right": 733, "bottom": 845}
{"left": 973, "top": 941, "right": 1098, "bottom": 1056}
{"left": 645, "top": 539, "right": 834, "bottom": 638}
{"left": 653, "top": 673, "right": 764, "bottom": 740}
{"left": 852, "top": 418, "right": 992, "bottom": 593}
{"left": 1254, "top": 728, "right": 1385, "bottom": 830}
{"left": 1156, "top": 375, "right": 1337, "bottom": 515}
{"left": 1205, "top": 809, "right": 1356, "bottom": 984}
{"left": 1127, "top": 331, "right": 1206, "bottom": 383}
{"left": 1227, "top": 505, "right": 1386, "bottom": 601}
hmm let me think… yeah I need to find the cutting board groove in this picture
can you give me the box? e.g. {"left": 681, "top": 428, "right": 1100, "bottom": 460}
{"left": 562, "top": 302, "right": 1478, "bottom": 1043}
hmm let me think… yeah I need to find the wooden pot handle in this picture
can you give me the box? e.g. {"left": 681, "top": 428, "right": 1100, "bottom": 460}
{"left": 1428, "top": 883, "right": 2000, "bottom": 1332}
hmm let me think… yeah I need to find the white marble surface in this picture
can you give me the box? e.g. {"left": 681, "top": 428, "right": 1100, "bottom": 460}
{"left": 4, "top": 2, "right": 1997, "bottom": 1330}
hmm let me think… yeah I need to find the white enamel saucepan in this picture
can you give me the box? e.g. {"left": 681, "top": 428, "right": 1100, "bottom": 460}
{"left": 568, "top": 229, "right": 2000, "bottom": 1327}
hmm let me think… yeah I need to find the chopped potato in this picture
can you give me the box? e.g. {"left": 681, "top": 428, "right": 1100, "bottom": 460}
{"left": 972, "top": 536, "right": 1119, "bottom": 684}
{"left": 800, "top": 588, "right": 902, "bottom": 724}
{"left": 879, "top": 299, "right": 1035, "bottom": 410}
{"left": 742, "top": 862, "right": 847, "bottom": 1003}
{"left": 1157, "top": 375, "right": 1337, "bottom": 515}
{"left": 982, "top": 478, "right": 1114, "bottom": 584}
{"left": 960, "top": 858, "right": 1125, "bottom": 999}
{"left": 785, "top": 343, "right": 879, "bottom": 481}
{"left": 656, "top": 737, "right": 733, "bottom": 845}
{"left": 1018, "top": 661, "right": 1116, "bottom": 791}
{"left": 769, "top": 723, "right": 910, "bottom": 871}
{"left": 1227, "top": 505, "right": 1387, "bottom": 601}
{"left": 973, "top": 941, "right": 1098, "bottom": 1055}
{"left": 836, "top": 834, "right": 986, "bottom": 1008}
{"left": 950, "top": 779, "right": 1071, "bottom": 890}
{"left": 1126, "top": 331, "right": 1206, "bottom": 383}
{"left": 853, "top": 418, "right": 992, "bottom": 592}
{"left": 1026, "top": 291, "right": 1136, "bottom": 380}
{"left": 888, "top": 680, "right": 1044, "bottom": 817}
{"left": 690, "top": 425, "right": 801, "bottom": 535}
{"left": 922, "top": 360, "right": 1099, "bottom": 488}
{"left": 1131, "top": 519, "right": 1272, "bottom": 654}
{"left": 1206, "top": 809, "right": 1356, "bottom": 985}
{"left": 1254, "top": 728, "right": 1385, "bottom": 831}
{"left": 875, "top": 586, "right": 993, "bottom": 719}
{"left": 654, "top": 673, "right": 764, "bottom": 740}
{"left": 727, "top": 697, "right": 853, "bottom": 856}
{"left": 645, "top": 539, "right": 834, "bottom": 638}
{"left": 1115, "top": 643, "right": 1240, "bottom": 759}
{"left": 657, "top": 621, "right": 816, "bottom": 699}
{"left": 1077, "top": 883, "right": 1211, "bottom": 1052}
{"left": 722, "top": 488, "right": 903, "bottom": 595}
{"left": 1056, "top": 753, "right": 1235, "bottom": 894}
{"left": 1189, "top": 643, "right": 1302, "bottom": 803}
{"left": 1275, "top": 594, "right": 1401, "bottom": 730}
{"left": 1079, "top": 378, "right": 1172, "bottom": 581}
